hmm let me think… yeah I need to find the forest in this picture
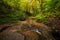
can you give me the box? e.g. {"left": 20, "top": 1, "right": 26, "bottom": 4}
{"left": 0, "top": 0, "right": 60, "bottom": 40}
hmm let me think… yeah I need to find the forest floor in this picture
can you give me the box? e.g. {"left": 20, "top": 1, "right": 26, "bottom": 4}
{"left": 0, "top": 18, "right": 60, "bottom": 40}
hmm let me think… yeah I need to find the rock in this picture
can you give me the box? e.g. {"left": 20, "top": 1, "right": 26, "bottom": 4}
{"left": 18, "top": 30, "right": 46, "bottom": 40}
{"left": 0, "top": 19, "right": 55, "bottom": 40}
{"left": 0, "top": 28, "right": 24, "bottom": 40}
{"left": 19, "top": 20, "right": 54, "bottom": 40}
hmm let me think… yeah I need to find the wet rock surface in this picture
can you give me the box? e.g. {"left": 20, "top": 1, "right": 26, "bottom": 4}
{"left": 0, "top": 20, "right": 56, "bottom": 40}
{"left": 0, "top": 26, "right": 24, "bottom": 40}
{"left": 18, "top": 30, "right": 46, "bottom": 40}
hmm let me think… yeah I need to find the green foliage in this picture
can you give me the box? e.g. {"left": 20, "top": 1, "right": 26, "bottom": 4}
{"left": 34, "top": 0, "right": 60, "bottom": 23}
{"left": 0, "top": 0, "right": 60, "bottom": 23}
{"left": 4, "top": 0, "right": 20, "bottom": 8}
{"left": 0, "top": 9, "right": 28, "bottom": 23}
{"left": 0, "top": 0, "right": 28, "bottom": 23}
{"left": 34, "top": 13, "right": 47, "bottom": 23}
{"left": 10, "top": 10, "right": 28, "bottom": 20}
